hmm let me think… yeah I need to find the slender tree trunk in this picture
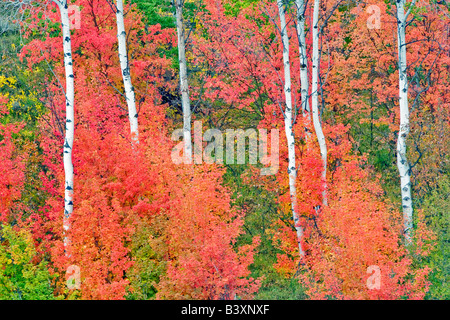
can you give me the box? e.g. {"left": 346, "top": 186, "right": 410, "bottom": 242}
{"left": 55, "top": 0, "right": 74, "bottom": 252}
{"left": 295, "top": 0, "right": 311, "bottom": 142}
{"left": 115, "top": 0, "right": 139, "bottom": 143}
{"left": 311, "top": 0, "right": 328, "bottom": 206}
{"left": 175, "top": 0, "right": 192, "bottom": 163}
{"left": 396, "top": 0, "right": 413, "bottom": 244}
{"left": 277, "top": 0, "right": 304, "bottom": 257}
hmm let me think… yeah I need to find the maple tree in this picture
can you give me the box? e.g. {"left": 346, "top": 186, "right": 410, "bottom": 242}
{"left": 0, "top": 0, "right": 447, "bottom": 301}
{"left": 5, "top": 0, "right": 259, "bottom": 299}
{"left": 0, "top": 93, "right": 27, "bottom": 224}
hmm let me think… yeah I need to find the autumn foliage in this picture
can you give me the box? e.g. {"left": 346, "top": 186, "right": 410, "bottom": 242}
{"left": 0, "top": 0, "right": 448, "bottom": 300}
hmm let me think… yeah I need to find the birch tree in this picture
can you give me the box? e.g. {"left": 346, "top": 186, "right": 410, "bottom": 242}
{"left": 396, "top": 0, "right": 416, "bottom": 243}
{"left": 295, "top": 0, "right": 311, "bottom": 142}
{"left": 109, "top": 0, "right": 139, "bottom": 143}
{"left": 311, "top": 0, "right": 328, "bottom": 206}
{"left": 277, "top": 0, "right": 304, "bottom": 257}
{"left": 52, "top": 0, "right": 75, "bottom": 251}
{"left": 5, "top": 0, "right": 76, "bottom": 251}
{"left": 9, "top": 0, "right": 76, "bottom": 251}
{"left": 175, "top": 0, "right": 192, "bottom": 163}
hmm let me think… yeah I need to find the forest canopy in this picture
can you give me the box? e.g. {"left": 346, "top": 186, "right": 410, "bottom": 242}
{"left": 0, "top": 0, "right": 448, "bottom": 300}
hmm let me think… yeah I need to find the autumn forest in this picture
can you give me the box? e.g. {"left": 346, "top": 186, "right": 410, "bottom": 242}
{"left": 0, "top": 0, "right": 448, "bottom": 300}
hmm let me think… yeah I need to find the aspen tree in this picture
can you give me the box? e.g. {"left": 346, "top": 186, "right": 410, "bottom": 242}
{"left": 295, "top": 0, "right": 311, "bottom": 141}
{"left": 277, "top": 0, "right": 304, "bottom": 257}
{"left": 113, "top": 0, "right": 139, "bottom": 143}
{"left": 175, "top": 0, "right": 192, "bottom": 163}
{"left": 311, "top": 0, "right": 328, "bottom": 205}
{"left": 396, "top": 0, "right": 416, "bottom": 243}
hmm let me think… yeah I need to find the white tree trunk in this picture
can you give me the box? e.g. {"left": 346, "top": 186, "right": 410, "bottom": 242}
{"left": 277, "top": 0, "right": 304, "bottom": 257}
{"left": 176, "top": 0, "right": 192, "bottom": 163}
{"left": 311, "top": 0, "right": 328, "bottom": 206}
{"left": 115, "top": 0, "right": 139, "bottom": 143}
{"left": 396, "top": 0, "right": 413, "bottom": 244}
{"left": 295, "top": 0, "right": 311, "bottom": 141}
{"left": 55, "top": 0, "right": 74, "bottom": 251}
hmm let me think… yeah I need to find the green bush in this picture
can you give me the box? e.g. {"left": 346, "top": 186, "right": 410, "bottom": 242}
{"left": 0, "top": 224, "right": 55, "bottom": 300}
{"left": 421, "top": 176, "right": 450, "bottom": 299}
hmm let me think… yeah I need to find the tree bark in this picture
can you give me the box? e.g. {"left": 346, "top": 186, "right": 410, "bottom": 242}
{"left": 54, "top": 0, "right": 74, "bottom": 252}
{"left": 176, "top": 0, "right": 192, "bottom": 163}
{"left": 311, "top": 0, "right": 328, "bottom": 206}
{"left": 115, "top": 0, "right": 139, "bottom": 143}
{"left": 396, "top": 0, "right": 414, "bottom": 244}
{"left": 277, "top": 0, "right": 304, "bottom": 257}
{"left": 295, "top": 0, "right": 311, "bottom": 142}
